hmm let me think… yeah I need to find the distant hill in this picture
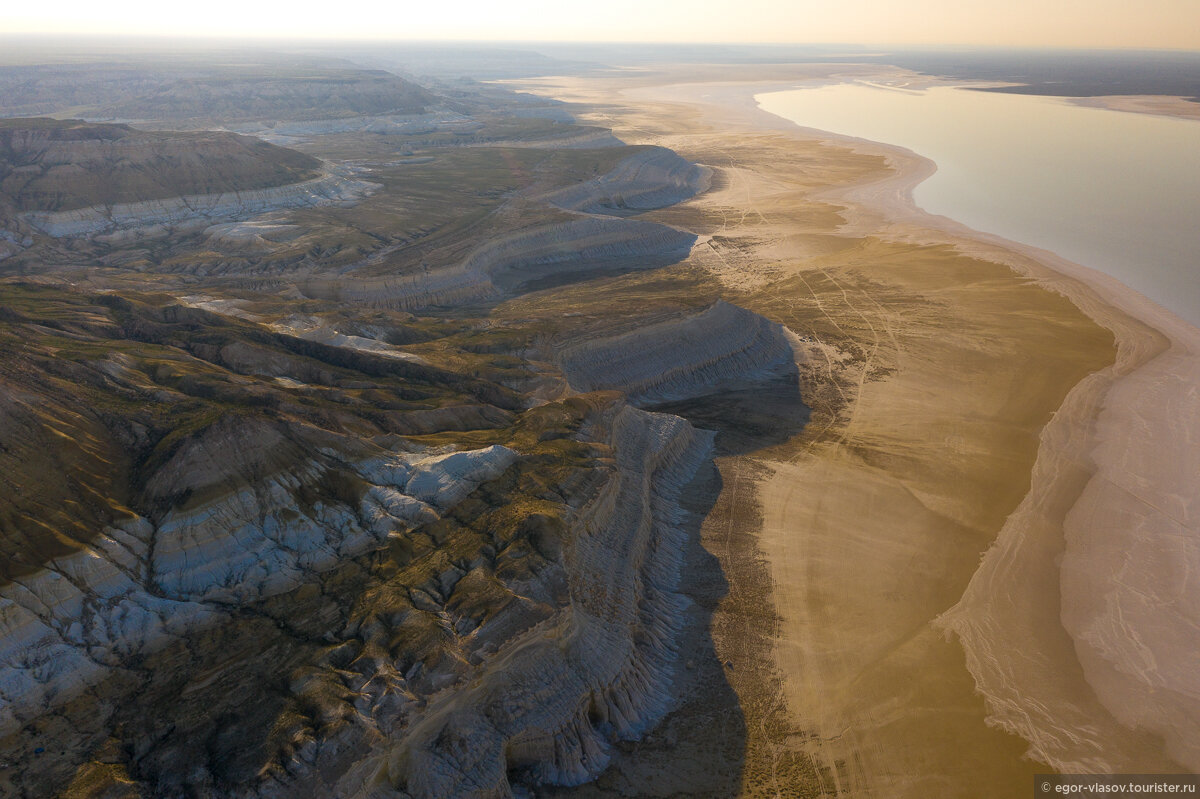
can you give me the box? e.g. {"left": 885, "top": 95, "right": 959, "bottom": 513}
{"left": 0, "top": 118, "right": 322, "bottom": 216}
{"left": 98, "top": 68, "right": 437, "bottom": 123}
{"left": 0, "top": 61, "right": 438, "bottom": 124}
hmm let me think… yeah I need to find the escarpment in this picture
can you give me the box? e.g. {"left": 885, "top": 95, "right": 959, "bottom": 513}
{"left": 558, "top": 300, "right": 802, "bottom": 405}
{"left": 544, "top": 146, "right": 712, "bottom": 215}
{"left": 385, "top": 404, "right": 713, "bottom": 798}
{"left": 308, "top": 145, "right": 710, "bottom": 312}
{"left": 21, "top": 171, "right": 377, "bottom": 238}
{"left": 0, "top": 419, "right": 519, "bottom": 740}
{"left": 327, "top": 216, "right": 696, "bottom": 311}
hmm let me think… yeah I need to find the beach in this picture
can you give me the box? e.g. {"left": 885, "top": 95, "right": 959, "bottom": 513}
{"left": 512, "top": 66, "right": 1200, "bottom": 795}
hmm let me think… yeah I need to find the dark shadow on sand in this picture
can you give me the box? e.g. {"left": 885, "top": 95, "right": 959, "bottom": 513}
{"left": 544, "top": 372, "right": 810, "bottom": 798}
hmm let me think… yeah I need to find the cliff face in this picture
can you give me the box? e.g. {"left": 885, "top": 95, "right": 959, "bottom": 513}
{"left": 543, "top": 146, "right": 712, "bottom": 215}
{"left": 557, "top": 300, "right": 801, "bottom": 405}
{"left": 321, "top": 147, "right": 711, "bottom": 312}
{"left": 0, "top": 89, "right": 757, "bottom": 797}
{"left": 0, "top": 416, "right": 517, "bottom": 742}
{"left": 328, "top": 216, "right": 696, "bottom": 311}
{"left": 22, "top": 170, "right": 378, "bottom": 238}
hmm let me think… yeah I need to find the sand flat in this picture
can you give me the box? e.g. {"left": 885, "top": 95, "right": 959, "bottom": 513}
{"left": 513, "top": 65, "right": 1199, "bottom": 795}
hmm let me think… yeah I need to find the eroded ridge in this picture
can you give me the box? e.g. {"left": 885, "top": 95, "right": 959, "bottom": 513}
{"left": 557, "top": 300, "right": 800, "bottom": 405}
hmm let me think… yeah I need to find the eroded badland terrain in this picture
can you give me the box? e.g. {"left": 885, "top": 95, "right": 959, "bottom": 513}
{"left": 0, "top": 48, "right": 1166, "bottom": 799}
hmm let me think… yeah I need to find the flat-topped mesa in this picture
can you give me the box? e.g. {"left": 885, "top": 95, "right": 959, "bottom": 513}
{"left": 0, "top": 118, "right": 376, "bottom": 237}
{"left": 376, "top": 403, "right": 715, "bottom": 798}
{"left": 558, "top": 300, "right": 802, "bottom": 405}
{"left": 328, "top": 216, "right": 696, "bottom": 311}
{"left": 543, "top": 146, "right": 712, "bottom": 214}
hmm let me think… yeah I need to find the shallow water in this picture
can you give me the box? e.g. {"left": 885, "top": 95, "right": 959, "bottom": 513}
{"left": 757, "top": 83, "right": 1200, "bottom": 326}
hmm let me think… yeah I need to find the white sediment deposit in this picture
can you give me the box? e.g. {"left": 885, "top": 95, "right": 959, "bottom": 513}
{"left": 544, "top": 146, "right": 712, "bottom": 215}
{"left": 939, "top": 302, "right": 1200, "bottom": 773}
{"left": 271, "top": 314, "right": 428, "bottom": 363}
{"left": 333, "top": 216, "right": 696, "bottom": 311}
{"left": 22, "top": 170, "right": 378, "bottom": 238}
{"left": 228, "top": 111, "right": 480, "bottom": 143}
{"left": 476, "top": 128, "right": 624, "bottom": 149}
{"left": 558, "top": 300, "right": 801, "bottom": 404}
{"left": 203, "top": 220, "right": 304, "bottom": 250}
{"left": 0, "top": 415, "right": 515, "bottom": 740}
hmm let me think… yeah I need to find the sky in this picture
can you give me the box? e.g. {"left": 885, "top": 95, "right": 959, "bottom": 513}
{"left": 3, "top": 0, "right": 1199, "bottom": 50}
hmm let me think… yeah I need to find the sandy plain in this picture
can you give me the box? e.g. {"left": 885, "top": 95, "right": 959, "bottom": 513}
{"left": 511, "top": 65, "right": 1200, "bottom": 796}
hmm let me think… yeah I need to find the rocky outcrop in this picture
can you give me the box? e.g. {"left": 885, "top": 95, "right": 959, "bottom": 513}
{"left": 544, "top": 146, "right": 712, "bottom": 214}
{"left": 331, "top": 216, "right": 696, "bottom": 311}
{"left": 22, "top": 170, "right": 378, "bottom": 238}
{"left": 558, "top": 300, "right": 801, "bottom": 404}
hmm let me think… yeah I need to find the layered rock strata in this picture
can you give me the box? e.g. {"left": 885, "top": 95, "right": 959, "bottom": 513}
{"left": 229, "top": 112, "right": 482, "bottom": 144}
{"left": 0, "top": 414, "right": 516, "bottom": 741}
{"left": 23, "top": 171, "right": 378, "bottom": 238}
{"left": 397, "top": 406, "right": 713, "bottom": 796}
{"left": 275, "top": 402, "right": 716, "bottom": 798}
{"left": 558, "top": 300, "right": 801, "bottom": 404}
{"left": 543, "top": 146, "right": 712, "bottom": 215}
{"left": 331, "top": 216, "right": 696, "bottom": 311}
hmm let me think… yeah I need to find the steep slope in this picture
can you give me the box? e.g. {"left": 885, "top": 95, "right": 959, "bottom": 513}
{"left": 543, "top": 146, "right": 712, "bottom": 215}
{"left": 323, "top": 216, "right": 697, "bottom": 311}
{"left": 557, "top": 300, "right": 801, "bottom": 404}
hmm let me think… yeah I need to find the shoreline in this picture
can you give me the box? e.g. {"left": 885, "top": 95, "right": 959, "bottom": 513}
{"left": 665, "top": 76, "right": 1200, "bottom": 775}
{"left": 513, "top": 65, "right": 1198, "bottom": 791}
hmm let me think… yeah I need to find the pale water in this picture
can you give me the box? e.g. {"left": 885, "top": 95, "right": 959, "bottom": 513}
{"left": 757, "top": 83, "right": 1200, "bottom": 326}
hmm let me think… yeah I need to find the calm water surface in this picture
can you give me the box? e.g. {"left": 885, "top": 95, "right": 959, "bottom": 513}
{"left": 757, "top": 83, "right": 1200, "bottom": 326}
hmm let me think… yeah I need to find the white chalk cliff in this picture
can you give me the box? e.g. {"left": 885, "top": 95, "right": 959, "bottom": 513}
{"left": 332, "top": 216, "right": 696, "bottom": 311}
{"left": 543, "top": 146, "right": 712, "bottom": 215}
{"left": 22, "top": 170, "right": 378, "bottom": 238}
{"left": 558, "top": 300, "right": 802, "bottom": 404}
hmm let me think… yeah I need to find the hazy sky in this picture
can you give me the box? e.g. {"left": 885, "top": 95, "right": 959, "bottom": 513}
{"left": 4, "top": 0, "right": 1199, "bottom": 49}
